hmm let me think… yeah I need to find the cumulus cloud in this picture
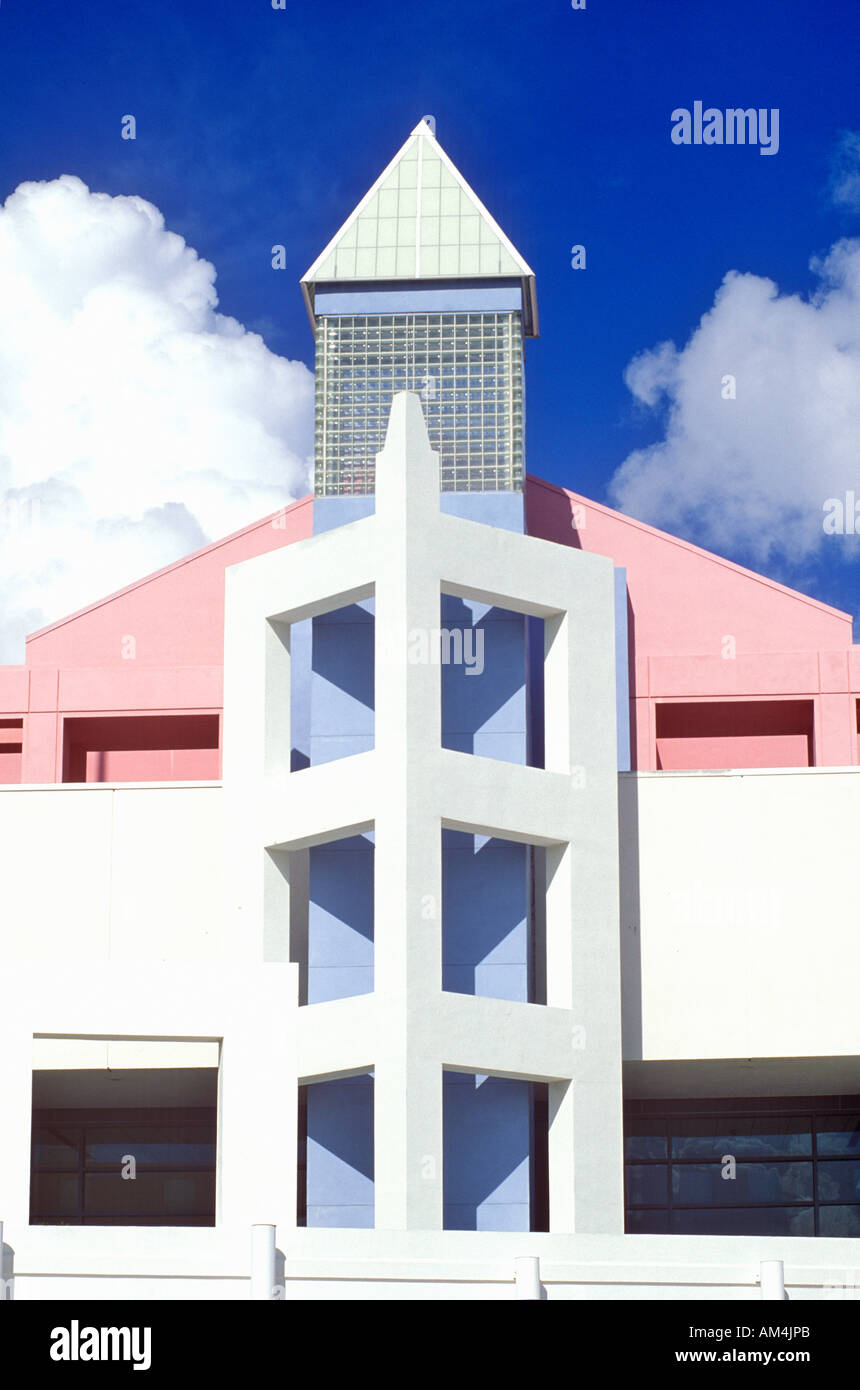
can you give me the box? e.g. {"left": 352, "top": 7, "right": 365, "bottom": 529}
{"left": 0, "top": 175, "right": 313, "bottom": 662}
{"left": 609, "top": 236, "right": 860, "bottom": 567}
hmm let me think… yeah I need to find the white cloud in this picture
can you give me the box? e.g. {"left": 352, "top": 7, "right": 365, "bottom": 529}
{"left": 609, "top": 237, "right": 860, "bottom": 566}
{"left": 0, "top": 175, "right": 314, "bottom": 662}
{"left": 831, "top": 131, "right": 860, "bottom": 212}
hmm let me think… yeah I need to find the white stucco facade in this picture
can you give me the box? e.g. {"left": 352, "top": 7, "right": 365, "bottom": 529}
{"left": 0, "top": 399, "right": 857, "bottom": 1300}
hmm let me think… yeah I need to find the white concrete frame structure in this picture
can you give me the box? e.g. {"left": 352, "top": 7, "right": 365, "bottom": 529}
{"left": 223, "top": 392, "right": 623, "bottom": 1233}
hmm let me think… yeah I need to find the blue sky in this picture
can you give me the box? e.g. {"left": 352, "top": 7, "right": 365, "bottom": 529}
{"left": 1, "top": 0, "right": 859, "bottom": 634}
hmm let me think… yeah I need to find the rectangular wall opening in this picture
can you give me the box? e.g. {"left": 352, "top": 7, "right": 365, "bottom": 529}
{"left": 656, "top": 700, "right": 814, "bottom": 770}
{"left": 624, "top": 1095, "right": 860, "bottom": 1237}
{"left": 437, "top": 587, "right": 544, "bottom": 769}
{"left": 269, "top": 831, "right": 374, "bottom": 1004}
{"left": 61, "top": 714, "right": 220, "bottom": 783}
{"left": 439, "top": 594, "right": 531, "bottom": 765}
{"left": 289, "top": 602, "right": 375, "bottom": 771}
{"left": 298, "top": 1074, "right": 374, "bottom": 1228}
{"left": 443, "top": 1071, "right": 548, "bottom": 1231}
{"left": 442, "top": 831, "right": 545, "bottom": 1004}
{"left": 30, "top": 1046, "right": 218, "bottom": 1226}
{"left": 0, "top": 718, "right": 23, "bottom": 784}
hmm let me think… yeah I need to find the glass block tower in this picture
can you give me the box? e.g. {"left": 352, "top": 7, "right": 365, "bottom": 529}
{"left": 301, "top": 120, "right": 538, "bottom": 495}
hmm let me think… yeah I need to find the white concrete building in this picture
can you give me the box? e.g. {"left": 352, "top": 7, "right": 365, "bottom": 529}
{"left": 0, "top": 121, "right": 857, "bottom": 1301}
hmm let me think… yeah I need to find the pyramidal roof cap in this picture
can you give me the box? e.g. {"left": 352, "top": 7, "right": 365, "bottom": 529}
{"left": 301, "top": 119, "right": 538, "bottom": 336}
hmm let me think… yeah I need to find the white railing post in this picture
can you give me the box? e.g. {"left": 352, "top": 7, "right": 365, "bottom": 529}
{"left": 760, "top": 1259, "right": 788, "bottom": 1300}
{"left": 0, "top": 1220, "right": 8, "bottom": 1301}
{"left": 515, "top": 1255, "right": 542, "bottom": 1300}
{"left": 251, "top": 1224, "right": 276, "bottom": 1301}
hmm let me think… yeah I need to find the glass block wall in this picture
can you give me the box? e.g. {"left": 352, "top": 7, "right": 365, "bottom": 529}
{"left": 314, "top": 311, "right": 524, "bottom": 495}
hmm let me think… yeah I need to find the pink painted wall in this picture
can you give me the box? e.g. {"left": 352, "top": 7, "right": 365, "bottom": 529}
{"left": 0, "top": 476, "right": 857, "bottom": 781}
{"left": 525, "top": 476, "right": 859, "bottom": 770}
{"left": 0, "top": 497, "right": 311, "bottom": 783}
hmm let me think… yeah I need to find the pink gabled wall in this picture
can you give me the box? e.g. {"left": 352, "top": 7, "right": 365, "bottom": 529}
{"left": 25, "top": 496, "right": 313, "bottom": 669}
{"left": 0, "top": 496, "right": 312, "bottom": 783}
{"left": 1, "top": 475, "right": 858, "bottom": 781}
{"left": 525, "top": 475, "right": 859, "bottom": 770}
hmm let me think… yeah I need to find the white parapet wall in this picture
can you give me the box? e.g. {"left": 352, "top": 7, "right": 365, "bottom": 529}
{"left": 619, "top": 767, "right": 860, "bottom": 1062}
{"left": 3, "top": 1228, "right": 857, "bottom": 1301}
{"left": 0, "top": 782, "right": 223, "bottom": 963}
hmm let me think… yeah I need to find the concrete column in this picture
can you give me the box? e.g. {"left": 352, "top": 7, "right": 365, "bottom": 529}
{"left": 264, "top": 619, "right": 292, "bottom": 777}
{"left": 547, "top": 1079, "right": 575, "bottom": 1232}
{"left": 287, "top": 849, "right": 309, "bottom": 1001}
{"left": 262, "top": 847, "right": 291, "bottom": 965}
{"left": 817, "top": 692, "right": 854, "bottom": 766}
{"left": 372, "top": 395, "right": 445, "bottom": 1230}
{"left": 545, "top": 556, "right": 625, "bottom": 1234}
{"left": 21, "top": 711, "right": 58, "bottom": 784}
{"left": 374, "top": 1053, "right": 443, "bottom": 1230}
{"left": 544, "top": 843, "right": 573, "bottom": 1011}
